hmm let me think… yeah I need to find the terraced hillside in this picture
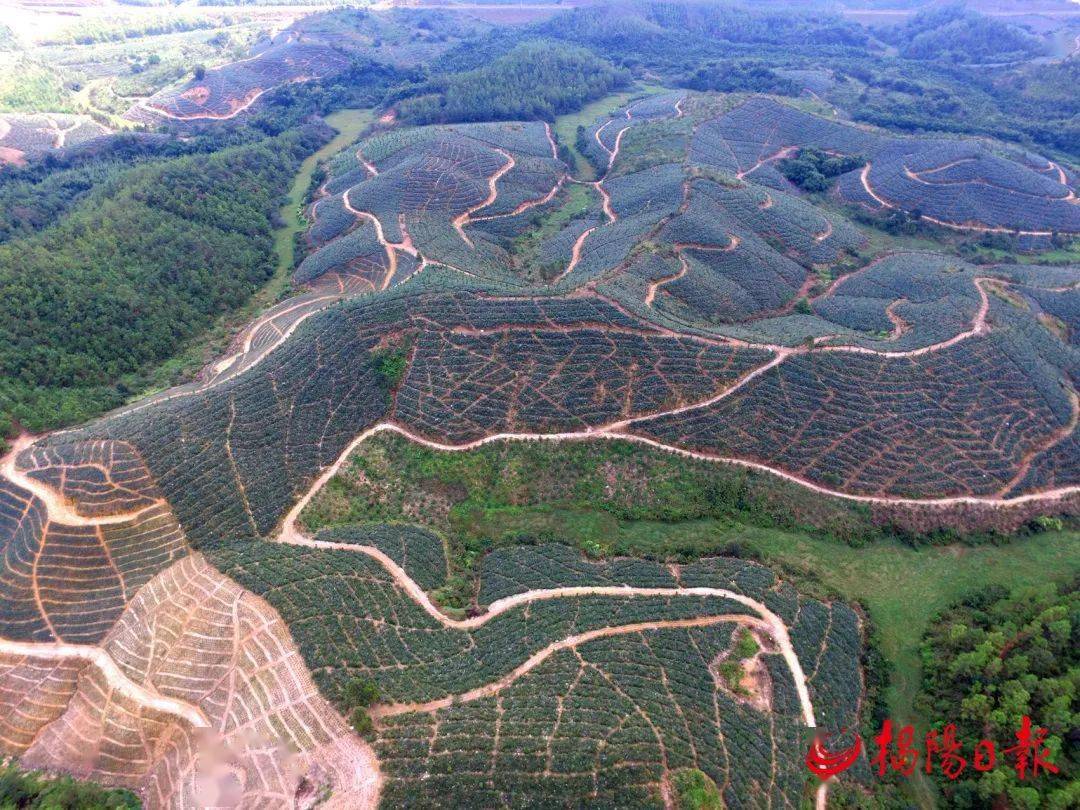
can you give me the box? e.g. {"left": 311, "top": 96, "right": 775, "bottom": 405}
{"left": 0, "top": 113, "right": 108, "bottom": 164}
{"left": 0, "top": 90, "right": 1076, "bottom": 808}
{"left": 129, "top": 10, "right": 486, "bottom": 125}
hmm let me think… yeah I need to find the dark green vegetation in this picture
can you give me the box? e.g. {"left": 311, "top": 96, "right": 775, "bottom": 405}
{"left": 0, "top": 764, "right": 140, "bottom": 809}
{"left": 372, "top": 345, "right": 411, "bottom": 393}
{"left": 394, "top": 41, "right": 630, "bottom": 124}
{"left": 1, "top": 4, "right": 1078, "bottom": 808}
{"left": 341, "top": 676, "right": 381, "bottom": 738}
{"left": 917, "top": 582, "right": 1078, "bottom": 808}
{"left": 677, "top": 60, "right": 799, "bottom": 96}
{"left": 299, "top": 433, "right": 892, "bottom": 558}
{"left": 0, "top": 126, "right": 326, "bottom": 436}
{"left": 524, "top": 2, "right": 1079, "bottom": 159}
{"left": 779, "top": 147, "right": 865, "bottom": 192}
{"left": 210, "top": 536, "right": 862, "bottom": 809}
{"left": 885, "top": 5, "right": 1046, "bottom": 64}
{"left": 672, "top": 767, "right": 724, "bottom": 810}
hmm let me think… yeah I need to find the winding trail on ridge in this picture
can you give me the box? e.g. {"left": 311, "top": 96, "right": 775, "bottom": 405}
{"left": 1, "top": 434, "right": 167, "bottom": 525}
{"left": 453, "top": 148, "right": 516, "bottom": 247}
{"left": 275, "top": 488, "right": 831, "bottom": 807}
{"left": 367, "top": 614, "right": 802, "bottom": 722}
{"left": 858, "top": 162, "right": 1064, "bottom": 236}
{"left": 645, "top": 237, "right": 742, "bottom": 307}
{"left": 0, "top": 637, "right": 210, "bottom": 729}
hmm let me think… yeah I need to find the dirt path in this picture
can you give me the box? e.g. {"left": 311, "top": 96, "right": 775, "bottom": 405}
{"left": 737, "top": 146, "right": 797, "bottom": 180}
{"left": 274, "top": 534, "right": 816, "bottom": 727}
{"left": 138, "top": 86, "right": 271, "bottom": 123}
{"left": 341, "top": 191, "right": 422, "bottom": 288}
{"left": 94, "top": 289, "right": 347, "bottom": 423}
{"left": 370, "top": 615, "right": 777, "bottom": 719}
{"left": 594, "top": 180, "right": 616, "bottom": 222}
{"left": 453, "top": 148, "right": 516, "bottom": 247}
{"left": 997, "top": 387, "right": 1079, "bottom": 497}
{"left": 472, "top": 174, "right": 567, "bottom": 223}
{"left": 277, "top": 517, "right": 820, "bottom": 800}
{"left": 0, "top": 637, "right": 210, "bottom": 728}
{"left": 555, "top": 225, "right": 597, "bottom": 282}
{"left": 646, "top": 237, "right": 741, "bottom": 307}
{"left": 1, "top": 434, "right": 166, "bottom": 525}
{"left": 644, "top": 256, "right": 689, "bottom": 306}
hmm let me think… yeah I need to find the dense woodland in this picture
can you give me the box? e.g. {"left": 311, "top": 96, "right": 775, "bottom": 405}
{"left": 886, "top": 4, "right": 1047, "bottom": 64}
{"left": 917, "top": 583, "right": 1078, "bottom": 808}
{"left": 677, "top": 60, "right": 800, "bottom": 96}
{"left": 0, "top": 125, "right": 326, "bottom": 438}
{"left": 393, "top": 41, "right": 630, "bottom": 124}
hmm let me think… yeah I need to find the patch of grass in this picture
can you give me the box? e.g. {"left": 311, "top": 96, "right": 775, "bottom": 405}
{"left": 511, "top": 181, "right": 596, "bottom": 279}
{"left": 552, "top": 84, "right": 663, "bottom": 180}
{"left": 0, "top": 57, "right": 71, "bottom": 112}
{"left": 711, "top": 524, "right": 1080, "bottom": 729}
{"left": 672, "top": 767, "right": 723, "bottom": 810}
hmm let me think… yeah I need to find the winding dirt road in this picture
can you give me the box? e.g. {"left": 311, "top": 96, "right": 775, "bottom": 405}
{"left": 858, "top": 163, "right": 1066, "bottom": 237}
{"left": 0, "top": 638, "right": 210, "bottom": 728}
{"left": 453, "top": 148, "right": 516, "bottom": 247}
{"left": 275, "top": 533, "right": 818, "bottom": 784}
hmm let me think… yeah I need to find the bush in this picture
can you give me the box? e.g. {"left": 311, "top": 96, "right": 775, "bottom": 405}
{"left": 0, "top": 765, "right": 140, "bottom": 809}
{"left": 341, "top": 676, "right": 380, "bottom": 708}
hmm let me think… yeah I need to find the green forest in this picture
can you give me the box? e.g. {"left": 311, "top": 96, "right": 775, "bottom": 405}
{"left": 394, "top": 41, "right": 630, "bottom": 124}
{"left": 886, "top": 5, "right": 1046, "bottom": 64}
{"left": 918, "top": 583, "right": 1078, "bottom": 809}
{"left": 0, "top": 125, "right": 326, "bottom": 440}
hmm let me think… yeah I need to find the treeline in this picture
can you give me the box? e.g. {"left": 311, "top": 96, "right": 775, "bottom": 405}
{"left": 534, "top": 1, "right": 872, "bottom": 71}
{"left": 392, "top": 41, "right": 629, "bottom": 125}
{"left": 917, "top": 581, "right": 1077, "bottom": 808}
{"left": 41, "top": 15, "right": 226, "bottom": 46}
{"left": 678, "top": 60, "right": 799, "bottom": 96}
{"left": 0, "top": 124, "right": 327, "bottom": 436}
{"left": 0, "top": 765, "right": 139, "bottom": 809}
{"left": 837, "top": 58, "right": 1080, "bottom": 159}
{"left": 886, "top": 5, "right": 1045, "bottom": 64}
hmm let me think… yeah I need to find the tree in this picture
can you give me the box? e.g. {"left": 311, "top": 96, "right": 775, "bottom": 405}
{"left": 917, "top": 582, "right": 1077, "bottom": 807}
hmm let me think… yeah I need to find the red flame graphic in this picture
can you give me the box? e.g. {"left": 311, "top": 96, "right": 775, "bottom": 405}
{"left": 805, "top": 731, "right": 862, "bottom": 780}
